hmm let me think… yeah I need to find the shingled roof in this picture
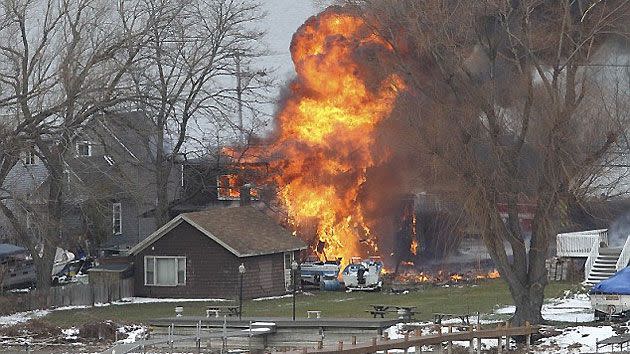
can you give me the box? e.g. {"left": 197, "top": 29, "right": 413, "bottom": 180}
{"left": 129, "top": 206, "right": 307, "bottom": 257}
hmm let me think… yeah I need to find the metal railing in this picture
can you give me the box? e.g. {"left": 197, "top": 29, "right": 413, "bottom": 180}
{"left": 557, "top": 229, "right": 608, "bottom": 258}
{"left": 616, "top": 234, "right": 630, "bottom": 271}
{"left": 585, "top": 237, "right": 603, "bottom": 282}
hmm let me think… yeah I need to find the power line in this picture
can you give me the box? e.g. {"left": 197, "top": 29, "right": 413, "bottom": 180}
{"left": 577, "top": 63, "right": 630, "bottom": 67}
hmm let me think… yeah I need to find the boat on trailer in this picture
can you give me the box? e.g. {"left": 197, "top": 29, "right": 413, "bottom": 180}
{"left": 342, "top": 256, "right": 384, "bottom": 291}
{"left": 590, "top": 267, "right": 630, "bottom": 320}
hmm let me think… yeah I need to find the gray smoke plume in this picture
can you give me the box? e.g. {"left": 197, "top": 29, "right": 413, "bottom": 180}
{"left": 609, "top": 209, "right": 630, "bottom": 247}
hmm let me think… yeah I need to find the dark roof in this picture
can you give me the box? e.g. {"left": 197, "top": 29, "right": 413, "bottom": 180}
{"left": 129, "top": 206, "right": 307, "bottom": 257}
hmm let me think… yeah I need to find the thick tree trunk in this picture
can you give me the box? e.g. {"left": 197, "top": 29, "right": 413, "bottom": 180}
{"left": 33, "top": 246, "right": 55, "bottom": 293}
{"left": 154, "top": 121, "right": 171, "bottom": 227}
{"left": 508, "top": 280, "right": 545, "bottom": 325}
{"left": 481, "top": 200, "right": 552, "bottom": 326}
{"left": 155, "top": 165, "right": 170, "bottom": 226}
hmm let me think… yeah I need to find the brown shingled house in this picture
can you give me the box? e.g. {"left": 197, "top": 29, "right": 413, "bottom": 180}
{"left": 128, "top": 206, "right": 307, "bottom": 299}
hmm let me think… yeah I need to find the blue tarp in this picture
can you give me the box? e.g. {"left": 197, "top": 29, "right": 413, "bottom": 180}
{"left": 591, "top": 267, "right": 630, "bottom": 295}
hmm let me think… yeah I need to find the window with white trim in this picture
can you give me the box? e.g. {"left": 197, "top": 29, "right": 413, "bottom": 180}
{"left": 76, "top": 141, "right": 92, "bottom": 157}
{"left": 26, "top": 211, "right": 33, "bottom": 229}
{"left": 144, "top": 256, "right": 186, "bottom": 286}
{"left": 104, "top": 155, "right": 115, "bottom": 165}
{"left": 112, "top": 202, "right": 122, "bottom": 235}
{"left": 23, "top": 149, "right": 37, "bottom": 165}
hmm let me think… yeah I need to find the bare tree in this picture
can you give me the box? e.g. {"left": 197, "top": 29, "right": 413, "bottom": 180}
{"left": 0, "top": 0, "right": 148, "bottom": 291}
{"left": 356, "top": 0, "right": 630, "bottom": 324}
{"left": 130, "top": 0, "right": 271, "bottom": 226}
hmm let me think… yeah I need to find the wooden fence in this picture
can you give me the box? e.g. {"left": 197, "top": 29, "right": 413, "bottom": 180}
{"left": 281, "top": 323, "right": 540, "bottom": 354}
{"left": 47, "top": 278, "right": 134, "bottom": 307}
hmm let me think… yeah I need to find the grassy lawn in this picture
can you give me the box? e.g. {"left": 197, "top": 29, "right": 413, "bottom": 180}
{"left": 43, "top": 280, "right": 579, "bottom": 327}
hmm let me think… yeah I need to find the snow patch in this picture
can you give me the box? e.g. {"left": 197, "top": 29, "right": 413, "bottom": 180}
{"left": 0, "top": 309, "right": 50, "bottom": 326}
{"left": 118, "top": 324, "right": 147, "bottom": 344}
{"left": 110, "top": 297, "right": 230, "bottom": 305}
{"left": 534, "top": 326, "right": 615, "bottom": 353}
{"left": 494, "top": 293, "right": 594, "bottom": 323}
{"left": 0, "top": 296, "right": 231, "bottom": 327}
{"left": 253, "top": 292, "right": 313, "bottom": 301}
{"left": 62, "top": 327, "right": 79, "bottom": 340}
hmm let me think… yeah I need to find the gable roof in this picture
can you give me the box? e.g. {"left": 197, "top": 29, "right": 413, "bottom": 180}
{"left": 129, "top": 206, "right": 307, "bottom": 257}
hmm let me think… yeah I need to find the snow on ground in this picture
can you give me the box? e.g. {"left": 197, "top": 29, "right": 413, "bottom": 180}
{"left": 0, "top": 309, "right": 50, "bottom": 326}
{"left": 253, "top": 292, "right": 314, "bottom": 301}
{"left": 534, "top": 325, "right": 616, "bottom": 353}
{"left": 384, "top": 321, "right": 618, "bottom": 354}
{"left": 382, "top": 291, "right": 609, "bottom": 353}
{"left": 494, "top": 292, "right": 594, "bottom": 323}
{"left": 0, "top": 297, "right": 230, "bottom": 327}
{"left": 118, "top": 324, "right": 148, "bottom": 344}
{"left": 62, "top": 327, "right": 80, "bottom": 341}
{"left": 110, "top": 297, "right": 229, "bottom": 305}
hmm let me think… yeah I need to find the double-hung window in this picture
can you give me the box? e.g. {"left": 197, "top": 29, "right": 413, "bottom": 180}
{"left": 112, "top": 202, "right": 122, "bottom": 235}
{"left": 144, "top": 256, "right": 186, "bottom": 286}
{"left": 76, "top": 141, "right": 92, "bottom": 157}
{"left": 23, "top": 149, "right": 37, "bottom": 165}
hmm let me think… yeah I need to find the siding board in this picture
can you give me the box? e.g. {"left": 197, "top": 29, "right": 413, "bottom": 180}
{"left": 133, "top": 221, "right": 292, "bottom": 299}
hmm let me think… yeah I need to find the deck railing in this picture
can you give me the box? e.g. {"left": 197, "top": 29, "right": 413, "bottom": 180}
{"left": 585, "top": 238, "right": 602, "bottom": 282}
{"left": 556, "top": 229, "right": 608, "bottom": 258}
{"left": 616, "top": 234, "right": 630, "bottom": 271}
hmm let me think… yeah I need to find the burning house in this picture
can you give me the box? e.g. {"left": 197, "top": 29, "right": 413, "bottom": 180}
{"left": 216, "top": 7, "right": 503, "bottom": 284}
{"left": 170, "top": 150, "right": 269, "bottom": 216}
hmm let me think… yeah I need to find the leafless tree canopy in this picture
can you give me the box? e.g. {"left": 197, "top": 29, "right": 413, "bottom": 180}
{"left": 130, "top": 0, "right": 271, "bottom": 225}
{"left": 352, "top": 0, "right": 630, "bottom": 324}
{"left": 0, "top": 0, "right": 269, "bottom": 290}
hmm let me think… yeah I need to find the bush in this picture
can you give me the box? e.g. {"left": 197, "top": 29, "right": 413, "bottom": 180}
{"left": 0, "top": 319, "right": 61, "bottom": 339}
{"left": 78, "top": 321, "right": 127, "bottom": 342}
{"left": 0, "top": 290, "right": 49, "bottom": 316}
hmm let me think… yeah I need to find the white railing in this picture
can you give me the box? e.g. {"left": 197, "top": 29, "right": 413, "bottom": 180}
{"left": 585, "top": 237, "right": 602, "bottom": 282}
{"left": 557, "top": 229, "right": 608, "bottom": 257}
{"left": 616, "top": 234, "right": 630, "bottom": 271}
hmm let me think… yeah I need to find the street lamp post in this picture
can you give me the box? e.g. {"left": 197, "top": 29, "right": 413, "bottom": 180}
{"left": 291, "top": 260, "right": 298, "bottom": 321}
{"left": 238, "top": 263, "right": 246, "bottom": 320}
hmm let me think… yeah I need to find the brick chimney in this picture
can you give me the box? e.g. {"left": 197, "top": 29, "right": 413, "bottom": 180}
{"left": 239, "top": 184, "right": 251, "bottom": 206}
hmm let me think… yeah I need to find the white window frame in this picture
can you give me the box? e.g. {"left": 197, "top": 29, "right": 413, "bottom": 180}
{"left": 104, "top": 155, "right": 115, "bottom": 165}
{"left": 112, "top": 202, "right": 122, "bottom": 235}
{"left": 283, "top": 251, "right": 294, "bottom": 291}
{"left": 76, "top": 141, "right": 92, "bottom": 157}
{"left": 180, "top": 164, "right": 184, "bottom": 187}
{"left": 216, "top": 175, "right": 240, "bottom": 201}
{"left": 26, "top": 211, "right": 33, "bottom": 229}
{"left": 144, "top": 256, "right": 186, "bottom": 286}
{"left": 23, "top": 150, "right": 37, "bottom": 165}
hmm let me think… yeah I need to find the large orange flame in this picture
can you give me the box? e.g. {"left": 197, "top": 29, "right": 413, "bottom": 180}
{"left": 270, "top": 8, "right": 403, "bottom": 266}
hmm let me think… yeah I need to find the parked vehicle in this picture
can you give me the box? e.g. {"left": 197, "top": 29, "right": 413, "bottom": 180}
{"left": 342, "top": 256, "right": 383, "bottom": 291}
{"left": 300, "top": 257, "right": 341, "bottom": 289}
{"left": 0, "top": 244, "right": 88, "bottom": 289}
{"left": 52, "top": 257, "right": 95, "bottom": 285}
{"left": 0, "top": 244, "right": 36, "bottom": 289}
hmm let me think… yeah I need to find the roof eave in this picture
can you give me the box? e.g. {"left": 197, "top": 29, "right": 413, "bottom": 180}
{"left": 128, "top": 215, "right": 185, "bottom": 255}
{"left": 238, "top": 246, "right": 308, "bottom": 258}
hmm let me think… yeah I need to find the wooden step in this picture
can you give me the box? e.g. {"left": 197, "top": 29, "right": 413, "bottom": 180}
{"left": 599, "top": 247, "right": 622, "bottom": 255}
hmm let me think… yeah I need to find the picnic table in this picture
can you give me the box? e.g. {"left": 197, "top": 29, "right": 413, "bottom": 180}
{"left": 367, "top": 305, "right": 417, "bottom": 320}
{"left": 433, "top": 312, "right": 471, "bottom": 325}
{"left": 367, "top": 304, "right": 392, "bottom": 318}
{"left": 393, "top": 305, "right": 417, "bottom": 320}
{"left": 206, "top": 305, "right": 240, "bottom": 317}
